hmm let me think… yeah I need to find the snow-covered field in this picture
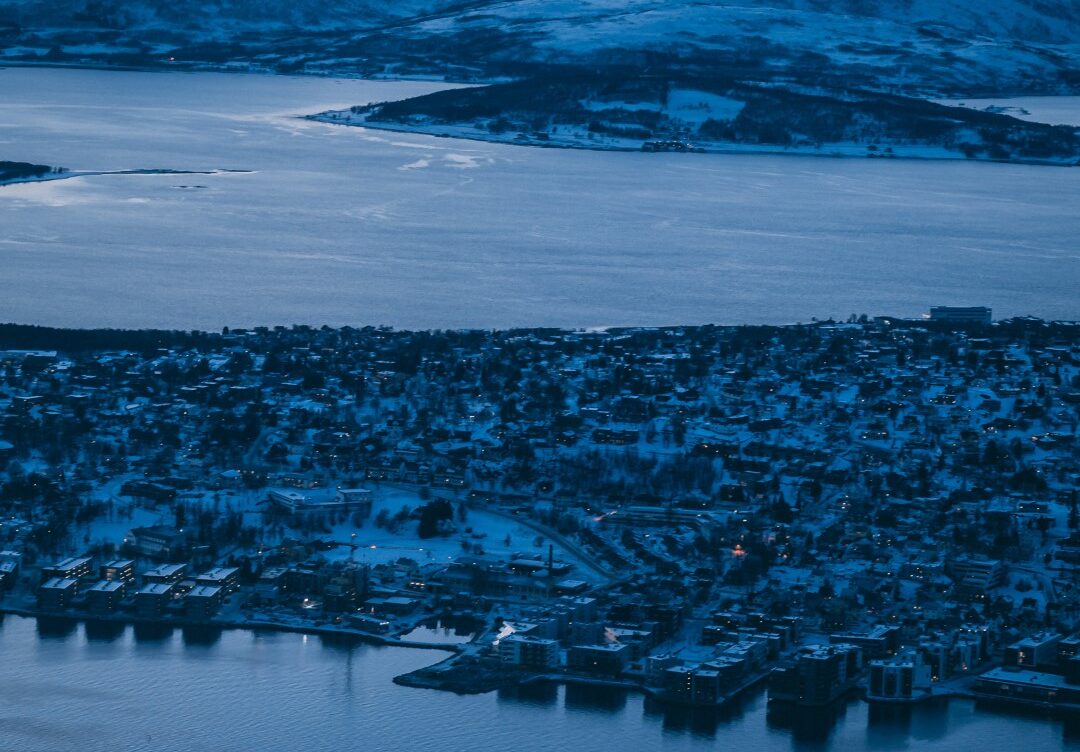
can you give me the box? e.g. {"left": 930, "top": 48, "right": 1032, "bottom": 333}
{"left": 1, "top": 67, "right": 1079, "bottom": 329}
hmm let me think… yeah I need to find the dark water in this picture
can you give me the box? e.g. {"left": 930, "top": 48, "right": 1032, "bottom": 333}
{"left": 0, "top": 615, "right": 1077, "bottom": 752}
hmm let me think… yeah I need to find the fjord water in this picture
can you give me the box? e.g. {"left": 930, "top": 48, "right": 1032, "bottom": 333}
{"left": 0, "top": 617, "right": 1075, "bottom": 752}
{"left": 1, "top": 67, "right": 1079, "bottom": 329}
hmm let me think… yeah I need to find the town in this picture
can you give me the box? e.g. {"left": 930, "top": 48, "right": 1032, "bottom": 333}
{"left": 0, "top": 310, "right": 1079, "bottom": 731}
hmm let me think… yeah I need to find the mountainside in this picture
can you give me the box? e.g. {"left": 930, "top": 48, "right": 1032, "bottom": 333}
{"left": 2, "top": 1, "right": 1079, "bottom": 95}
{"left": 4, "top": 1, "right": 1079, "bottom": 163}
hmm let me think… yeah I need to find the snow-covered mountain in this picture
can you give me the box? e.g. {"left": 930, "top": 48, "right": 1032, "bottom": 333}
{"left": 2, "top": 1, "right": 1078, "bottom": 94}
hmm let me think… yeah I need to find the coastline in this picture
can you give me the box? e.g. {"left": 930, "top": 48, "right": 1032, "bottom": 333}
{"left": 0, "top": 168, "right": 255, "bottom": 189}
{"left": 0, "top": 603, "right": 461, "bottom": 653}
{"left": 304, "top": 114, "right": 1080, "bottom": 167}
{"left": 3, "top": 61, "right": 1075, "bottom": 167}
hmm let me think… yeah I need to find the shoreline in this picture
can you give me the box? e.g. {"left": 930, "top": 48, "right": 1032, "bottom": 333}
{"left": 305, "top": 115, "right": 1080, "bottom": 167}
{"left": 0, "top": 168, "right": 254, "bottom": 189}
{"left": 2, "top": 61, "right": 1075, "bottom": 167}
{"left": 0, "top": 604, "right": 462, "bottom": 654}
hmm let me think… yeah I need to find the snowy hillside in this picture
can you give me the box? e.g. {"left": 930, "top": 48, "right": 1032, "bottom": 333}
{"left": 313, "top": 74, "right": 1080, "bottom": 163}
{"left": 1, "top": 1, "right": 1078, "bottom": 94}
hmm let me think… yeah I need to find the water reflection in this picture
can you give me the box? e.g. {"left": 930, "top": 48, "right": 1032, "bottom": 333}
{"left": 865, "top": 699, "right": 950, "bottom": 748}
{"left": 644, "top": 693, "right": 758, "bottom": 739}
{"left": 767, "top": 698, "right": 856, "bottom": 747}
{"left": 3, "top": 615, "right": 1076, "bottom": 751}
{"left": 498, "top": 681, "right": 559, "bottom": 707}
{"left": 36, "top": 615, "right": 78, "bottom": 639}
{"left": 318, "top": 631, "right": 366, "bottom": 651}
{"left": 83, "top": 619, "right": 126, "bottom": 643}
{"left": 564, "top": 684, "right": 629, "bottom": 713}
{"left": 399, "top": 615, "right": 480, "bottom": 645}
{"left": 181, "top": 624, "right": 223, "bottom": 647}
{"left": 133, "top": 622, "right": 174, "bottom": 643}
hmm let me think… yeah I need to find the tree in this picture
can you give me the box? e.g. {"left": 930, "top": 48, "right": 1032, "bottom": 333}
{"left": 417, "top": 499, "right": 453, "bottom": 539}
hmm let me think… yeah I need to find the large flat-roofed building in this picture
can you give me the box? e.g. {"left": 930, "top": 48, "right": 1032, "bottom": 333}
{"left": 38, "top": 577, "right": 78, "bottom": 611}
{"left": 86, "top": 579, "right": 127, "bottom": 614}
{"left": 1005, "top": 632, "right": 1062, "bottom": 670}
{"left": 868, "top": 651, "right": 932, "bottom": 700}
{"left": 128, "top": 526, "right": 185, "bottom": 559}
{"left": 499, "top": 634, "right": 560, "bottom": 670}
{"left": 568, "top": 643, "right": 630, "bottom": 676}
{"left": 947, "top": 556, "right": 1005, "bottom": 598}
{"left": 100, "top": 559, "right": 135, "bottom": 582}
{"left": 974, "top": 668, "right": 1080, "bottom": 708}
{"left": 196, "top": 567, "right": 240, "bottom": 594}
{"left": 347, "top": 613, "right": 391, "bottom": 635}
{"left": 135, "top": 582, "right": 175, "bottom": 617}
{"left": 830, "top": 625, "right": 900, "bottom": 660}
{"left": 143, "top": 563, "right": 188, "bottom": 585}
{"left": 267, "top": 487, "right": 373, "bottom": 517}
{"left": 929, "top": 306, "right": 992, "bottom": 325}
{"left": 769, "top": 644, "right": 863, "bottom": 706}
{"left": 42, "top": 556, "right": 93, "bottom": 581}
{"left": 184, "top": 585, "right": 224, "bottom": 620}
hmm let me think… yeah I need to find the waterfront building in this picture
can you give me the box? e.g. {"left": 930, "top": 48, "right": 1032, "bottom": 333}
{"left": 867, "top": 651, "right": 932, "bottom": 700}
{"left": 769, "top": 644, "right": 863, "bottom": 706}
{"left": 347, "top": 613, "right": 391, "bottom": 635}
{"left": 363, "top": 595, "right": 419, "bottom": 616}
{"left": 567, "top": 643, "right": 630, "bottom": 676}
{"left": 499, "top": 634, "right": 560, "bottom": 670}
{"left": 184, "top": 585, "right": 224, "bottom": 620}
{"left": 37, "top": 578, "right": 78, "bottom": 611}
{"left": 136, "top": 582, "right": 176, "bottom": 617}
{"left": 86, "top": 580, "right": 127, "bottom": 614}
{"left": 929, "top": 306, "right": 992, "bottom": 325}
{"left": 974, "top": 668, "right": 1080, "bottom": 709}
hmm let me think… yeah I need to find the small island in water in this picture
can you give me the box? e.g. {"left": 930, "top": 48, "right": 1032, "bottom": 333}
{"left": 0, "top": 160, "right": 66, "bottom": 184}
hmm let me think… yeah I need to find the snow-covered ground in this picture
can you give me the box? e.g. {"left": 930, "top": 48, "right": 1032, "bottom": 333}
{"left": 1, "top": 67, "right": 1079, "bottom": 330}
{"left": 290, "top": 487, "right": 597, "bottom": 576}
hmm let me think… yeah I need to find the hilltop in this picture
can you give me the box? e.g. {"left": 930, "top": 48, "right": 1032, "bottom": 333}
{"left": 1, "top": 1, "right": 1078, "bottom": 95}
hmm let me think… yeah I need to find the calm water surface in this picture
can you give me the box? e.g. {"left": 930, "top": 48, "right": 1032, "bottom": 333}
{"left": 0, "top": 68, "right": 1078, "bottom": 329}
{"left": 0, "top": 616, "right": 1077, "bottom": 752}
